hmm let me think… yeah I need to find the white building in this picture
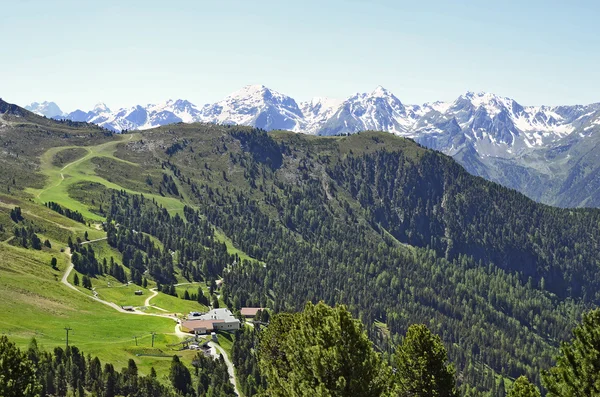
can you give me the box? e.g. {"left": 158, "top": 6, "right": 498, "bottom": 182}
{"left": 184, "top": 308, "right": 240, "bottom": 333}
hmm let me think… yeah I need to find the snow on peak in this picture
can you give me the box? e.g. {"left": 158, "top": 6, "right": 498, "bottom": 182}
{"left": 24, "top": 101, "right": 63, "bottom": 118}
{"left": 371, "top": 85, "right": 393, "bottom": 98}
{"left": 197, "top": 85, "right": 303, "bottom": 131}
{"left": 304, "top": 97, "right": 342, "bottom": 113}
{"left": 93, "top": 103, "right": 111, "bottom": 113}
{"left": 300, "top": 97, "right": 343, "bottom": 133}
{"left": 43, "top": 84, "right": 599, "bottom": 157}
{"left": 231, "top": 84, "right": 271, "bottom": 99}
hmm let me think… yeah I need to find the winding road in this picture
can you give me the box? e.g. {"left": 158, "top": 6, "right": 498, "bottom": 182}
{"left": 80, "top": 237, "right": 108, "bottom": 245}
{"left": 143, "top": 288, "right": 169, "bottom": 312}
{"left": 61, "top": 246, "right": 240, "bottom": 394}
{"left": 61, "top": 247, "right": 174, "bottom": 319}
{"left": 208, "top": 341, "right": 241, "bottom": 396}
{"left": 61, "top": 233, "right": 240, "bottom": 394}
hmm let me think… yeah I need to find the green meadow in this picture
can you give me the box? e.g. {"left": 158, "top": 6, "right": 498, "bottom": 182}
{"left": 0, "top": 241, "right": 178, "bottom": 377}
{"left": 25, "top": 134, "right": 186, "bottom": 220}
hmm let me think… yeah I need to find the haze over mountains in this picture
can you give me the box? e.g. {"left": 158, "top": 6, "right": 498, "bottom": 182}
{"left": 25, "top": 84, "right": 600, "bottom": 208}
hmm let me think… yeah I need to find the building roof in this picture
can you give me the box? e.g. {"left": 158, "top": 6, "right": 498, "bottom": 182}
{"left": 195, "top": 308, "right": 237, "bottom": 322}
{"left": 181, "top": 319, "right": 224, "bottom": 331}
{"left": 241, "top": 307, "right": 264, "bottom": 316}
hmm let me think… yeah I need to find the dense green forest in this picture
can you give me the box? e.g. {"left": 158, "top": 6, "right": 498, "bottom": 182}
{"left": 5, "top": 303, "right": 600, "bottom": 396}
{"left": 67, "top": 127, "right": 600, "bottom": 392}
{"left": 63, "top": 124, "right": 598, "bottom": 394}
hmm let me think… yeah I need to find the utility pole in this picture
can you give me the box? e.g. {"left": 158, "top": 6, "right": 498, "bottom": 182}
{"left": 151, "top": 332, "right": 155, "bottom": 347}
{"left": 134, "top": 336, "right": 138, "bottom": 346}
{"left": 64, "top": 327, "right": 72, "bottom": 349}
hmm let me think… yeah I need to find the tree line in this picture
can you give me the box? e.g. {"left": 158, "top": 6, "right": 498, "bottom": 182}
{"left": 0, "top": 336, "right": 237, "bottom": 397}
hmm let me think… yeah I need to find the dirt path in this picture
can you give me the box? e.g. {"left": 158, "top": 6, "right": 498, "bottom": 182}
{"left": 61, "top": 248, "right": 176, "bottom": 321}
{"left": 0, "top": 201, "right": 79, "bottom": 232}
{"left": 144, "top": 288, "right": 159, "bottom": 307}
{"left": 173, "top": 323, "right": 188, "bottom": 338}
{"left": 80, "top": 237, "right": 108, "bottom": 245}
{"left": 36, "top": 149, "right": 92, "bottom": 199}
{"left": 208, "top": 341, "right": 240, "bottom": 396}
{"left": 61, "top": 245, "right": 238, "bottom": 392}
{"left": 143, "top": 288, "right": 170, "bottom": 312}
{"left": 36, "top": 134, "right": 135, "bottom": 200}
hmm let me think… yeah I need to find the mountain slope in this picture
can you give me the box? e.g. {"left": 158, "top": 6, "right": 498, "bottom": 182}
{"left": 112, "top": 124, "right": 598, "bottom": 393}
{"left": 196, "top": 84, "right": 305, "bottom": 131}
{"left": 2, "top": 99, "right": 600, "bottom": 394}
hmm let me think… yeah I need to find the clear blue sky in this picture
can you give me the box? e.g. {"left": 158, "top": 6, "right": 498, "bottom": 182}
{"left": 2, "top": 0, "right": 599, "bottom": 111}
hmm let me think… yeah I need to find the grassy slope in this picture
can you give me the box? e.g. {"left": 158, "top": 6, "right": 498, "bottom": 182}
{"left": 25, "top": 134, "right": 185, "bottom": 220}
{"left": 0, "top": 123, "right": 245, "bottom": 380}
{"left": 0, "top": 241, "right": 177, "bottom": 377}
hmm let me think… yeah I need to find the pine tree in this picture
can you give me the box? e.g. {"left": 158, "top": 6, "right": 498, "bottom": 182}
{"left": 168, "top": 355, "right": 191, "bottom": 395}
{"left": 0, "top": 336, "right": 41, "bottom": 397}
{"left": 543, "top": 308, "right": 600, "bottom": 396}
{"left": 508, "top": 376, "right": 541, "bottom": 397}
{"left": 73, "top": 273, "right": 80, "bottom": 286}
{"left": 258, "top": 302, "right": 391, "bottom": 396}
{"left": 394, "top": 324, "right": 458, "bottom": 397}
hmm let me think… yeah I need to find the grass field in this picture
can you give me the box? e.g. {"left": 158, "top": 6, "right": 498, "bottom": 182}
{"left": 149, "top": 284, "right": 211, "bottom": 315}
{"left": 0, "top": 241, "right": 180, "bottom": 377}
{"left": 25, "top": 134, "right": 186, "bottom": 221}
{"left": 213, "top": 229, "right": 258, "bottom": 263}
{"left": 0, "top": 193, "right": 215, "bottom": 379}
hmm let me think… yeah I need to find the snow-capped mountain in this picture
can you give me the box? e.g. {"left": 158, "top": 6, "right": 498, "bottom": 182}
{"left": 299, "top": 96, "right": 342, "bottom": 134}
{"left": 197, "top": 85, "right": 305, "bottom": 131}
{"left": 25, "top": 101, "right": 63, "bottom": 118}
{"left": 437, "top": 91, "right": 596, "bottom": 156}
{"left": 64, "top": 99, "right": 201, "bottom": 131}
{"left": 29, "top": 85, "right": 600, "bottom": 153}
{"left": 25, "top": 85, "right": 600, "bottom": 206}
{"left": 318, "top": 86, "right": 425, "bottom": 136}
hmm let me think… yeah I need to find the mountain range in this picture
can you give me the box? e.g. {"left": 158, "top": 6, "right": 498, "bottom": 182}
{"left": 24, "top": 85, "right": 600, "bottom": 207}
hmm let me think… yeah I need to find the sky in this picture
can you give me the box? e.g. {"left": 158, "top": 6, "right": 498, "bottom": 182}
{"left": 2, "top": 0, "right": 599, "bottom": 112}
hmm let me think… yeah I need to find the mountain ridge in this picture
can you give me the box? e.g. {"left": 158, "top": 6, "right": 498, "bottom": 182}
{"left": 20, "top": 87, "right": 600, "bottom": 207}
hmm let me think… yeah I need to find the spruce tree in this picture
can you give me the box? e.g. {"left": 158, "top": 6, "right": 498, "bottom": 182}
{"left": 543, "top": 308, "right": 600, "bottom": 396}
{"left": 258, "top": 302, "right": 391, "bottom": 397}
{"left": 393, "top": 324, "right": 458, "bottom": 397}
{"left": 508, "top": 376, "right": 541, "bottom": 397}
{"left": 169, "top": 355, "right": 191, "bottom": 395}
{"left": 0, "top": 336, "right": 41, "bottom": 397}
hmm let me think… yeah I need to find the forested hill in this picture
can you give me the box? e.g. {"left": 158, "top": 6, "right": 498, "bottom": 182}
{"left": 3, "top": 104, "right": 600, "bottom": 393}
{"left": 78, "top": 123, "right": 597, "bottom": 390}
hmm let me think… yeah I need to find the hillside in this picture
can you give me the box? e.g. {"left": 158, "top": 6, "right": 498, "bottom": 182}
{"left": 2, "top": 98, "right": 600, "bottom": 394}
